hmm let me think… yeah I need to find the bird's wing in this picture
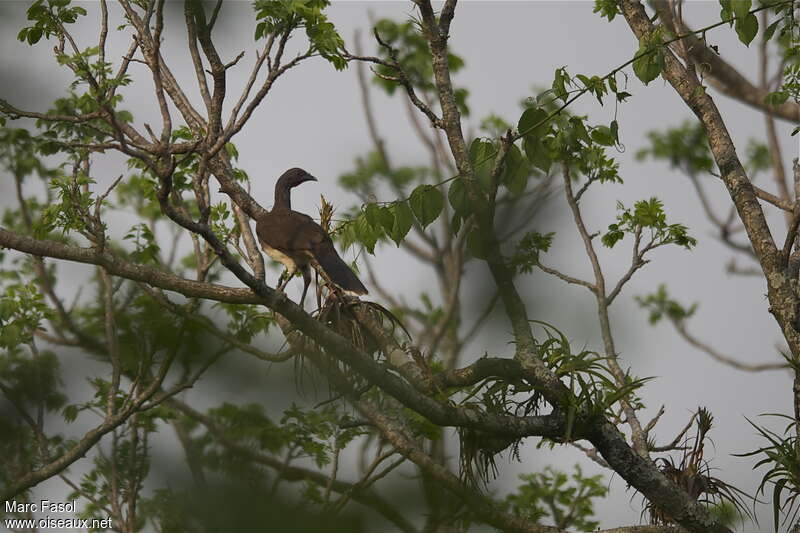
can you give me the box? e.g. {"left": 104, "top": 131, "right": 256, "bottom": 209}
{"left": 256, "top": 210, "right": 329, "bottom": 255}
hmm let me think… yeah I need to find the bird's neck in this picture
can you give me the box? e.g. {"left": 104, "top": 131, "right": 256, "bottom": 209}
{"left": 274, "top": 184, "right": 292, "bottom": 210}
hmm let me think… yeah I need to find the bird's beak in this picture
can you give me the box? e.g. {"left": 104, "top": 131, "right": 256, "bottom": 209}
{"left": 307, "top": 175, "right": 318, "bottom": 183}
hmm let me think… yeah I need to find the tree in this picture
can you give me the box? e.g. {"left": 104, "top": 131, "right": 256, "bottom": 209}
{"left": 0, "top": 0, "right": 799, "bottom": 532}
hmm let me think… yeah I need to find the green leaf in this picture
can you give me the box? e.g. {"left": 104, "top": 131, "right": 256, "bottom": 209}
{"left": 590, "top": 126, "right": 615, "bottom": 147}
{"left": 27, "top": 27, "right": 43, "bottom": 45}
{"left": 632, "top": 37, "right": 664, "bottom": 85}
{"left": 517, "top": 107, "right": 548, "bottom": 139}
{"left": 570, "top": 117, "right": 591, "bottom": 145}
{"left": 2, "top": 323, "right": 21, "bottom": 347}
{"left": 448, "top": 179, "right": 469, "bottom": 216}
{"left": 356, "top": 214, "right": 378, "bottom": 254}
{"left": 409, "top": 185, "right": 443, "bottom": 228}
{"left": 601, "top": 223, "right": 624, "bottom": 248}
{"left": 390, "top": 201, "right": 413, "bottom": 246}
{"left": 502, "top": 144, "right": 529, "bottom": 195}
{"left": 377, "top": 206, "right": 395, "bottom": 235}
{"left": 364, "top": 202, "right": 382, "bottom": 228}
{"left": 719, "top": 0, "right": 733, "bottom": 22}
{"left": 0, "top": 299, "right": 15, "bottom": 320}
{"left": 594, "top": 0, "right": 619, "bottom": 21}
{"left": 552, "top": 67, "right": 569, "bottom": 101}
{"left": 63, "top": 404, "right": 78, "bottom": 423}
{"left": 731, "top": 0, "right": 751, "bottom": 20}
{"left": 633, "top": 197, "right": 665, "bottom": 227}
{"left": 616, "top": 91, "right": 632, "bottom": 102}
{"left": 469, "top": 138, "right": 495, "bottom": 190}
{"left": 511, "top": 231, "right": 555, "bottom": 273}
{"left": 255, "top": 21, "right": 267, "bottom": 40}
{"left": 523, "top": 137, "right": 552, "bottom": 173}
{"left": 451, "top": 213, "right": 462, "bottom": 235}
{"left": 735, "top": 13, "right": 758, "bottom": 46}
{"left": 773, "top": 477, "right": 787, "bottom": 532}
{"left": 763, "top": 19, "right": 781, "bottom": 41}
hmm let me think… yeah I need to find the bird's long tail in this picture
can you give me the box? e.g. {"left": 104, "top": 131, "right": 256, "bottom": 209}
{"left": 312, "top": 242, "right": 368, "bottom": 295}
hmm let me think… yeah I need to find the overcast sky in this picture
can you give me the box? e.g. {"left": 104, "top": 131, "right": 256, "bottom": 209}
{"left": 1, "top": 2, "right": 797, "bottom": 531}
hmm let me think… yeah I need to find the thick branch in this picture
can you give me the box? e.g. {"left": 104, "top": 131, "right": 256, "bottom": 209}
{"left": 0, "top": 228, "right": 260, "bottom": 304}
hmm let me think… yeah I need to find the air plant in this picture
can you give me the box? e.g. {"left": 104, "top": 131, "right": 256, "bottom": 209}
{"left": 646, "top": 407, "right": 754, "bottom": 526}
{"left": 736, "top": 413, "right": 800, "bottom": 532}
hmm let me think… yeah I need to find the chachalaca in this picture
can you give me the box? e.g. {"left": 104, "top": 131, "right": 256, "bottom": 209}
{"left": 256, "top": 168, "right": 368, "bottom": 306}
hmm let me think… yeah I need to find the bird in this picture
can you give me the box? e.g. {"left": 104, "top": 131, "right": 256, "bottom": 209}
{"left": 255, "top": 168, "right": 368, "bottom": 307}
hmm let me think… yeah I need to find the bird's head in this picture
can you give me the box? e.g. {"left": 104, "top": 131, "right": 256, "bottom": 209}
{"left": 279, "top": 167, "right": 317, "bottom": 189}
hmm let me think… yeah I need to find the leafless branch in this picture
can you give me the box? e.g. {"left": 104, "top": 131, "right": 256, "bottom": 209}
{"left": 535, "top": 260, "right": 597, "bottom": 292}
{"left": 671, "top": 318, "right": 789, "bottom": 372}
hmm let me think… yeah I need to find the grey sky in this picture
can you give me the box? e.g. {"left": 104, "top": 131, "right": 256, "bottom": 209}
{"left": 0, "top": 1, "right": 796, "bottom": 531}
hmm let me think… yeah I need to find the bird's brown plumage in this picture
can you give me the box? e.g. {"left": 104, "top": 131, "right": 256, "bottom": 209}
{"left": 256, "top": 168, "right": 367, "bottom": 306}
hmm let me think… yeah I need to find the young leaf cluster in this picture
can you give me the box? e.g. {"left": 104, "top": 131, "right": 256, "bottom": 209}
{"left": 635, "top": 284, "right": 697, "bottom": 325}
{"left": 548, "top": 67, "right": 632, "bottom": 106}
{"left": 602, "top": 198, "right": 697, "bottom": 250}
{"left": 38, "top": 172, "right": 96, "bottom": 238}
{"left": 510, "top": 231, "right": 555, "bottom": 274}
{"left": 123, "top": 223, "right": 161, "bottom": 265}
{"left": 253, "top": 0, "right": 346, "bottom": 70}
{"left": 17, "top": 0, "right": 87, "bottom": 46}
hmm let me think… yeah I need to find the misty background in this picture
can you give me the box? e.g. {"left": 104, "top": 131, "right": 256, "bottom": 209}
{"left": 0, "top": 1, "right": 796, "bottom": 531}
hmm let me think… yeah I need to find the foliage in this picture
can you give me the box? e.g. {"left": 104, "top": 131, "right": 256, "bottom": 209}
{"left": 510, "top": 231, "right": 555, "bottom": 274}
{"left": 17, "top": 0, "right": 88, "bottom": 46}
{"left": 253, "top": 0, "right": 346, "bottom": 70}
{"left": 601, "top": 198, "right": 697, "bottom": 250}
{"left": 0, "top": 280, "right": 54, "bottom": 349}
{"left": 635, "top": 284, "right": 697, "bottom": 325}
{"left": 636, "top": 120, "right": 715, "bottom": 175}
{"left": 503, "top": 465, "right": 607, "bottom": 531}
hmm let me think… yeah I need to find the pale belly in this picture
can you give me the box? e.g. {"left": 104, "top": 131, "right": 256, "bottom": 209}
{"left": 260, "top": 242, "right": 299, "bottom": 274}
